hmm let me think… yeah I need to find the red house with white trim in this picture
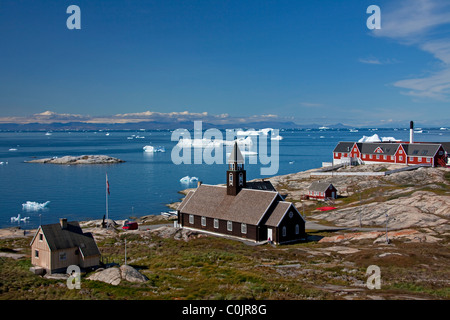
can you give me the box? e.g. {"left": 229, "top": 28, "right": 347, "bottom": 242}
{"left": 333, "top": 142, "right": 446, "bottom": 167}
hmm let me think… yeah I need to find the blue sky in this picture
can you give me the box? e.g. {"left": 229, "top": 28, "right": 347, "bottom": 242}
{"left": 0, "top": 0, "right": 449, "bottom": 126}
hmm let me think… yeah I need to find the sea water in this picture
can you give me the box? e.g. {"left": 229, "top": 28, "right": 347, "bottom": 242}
{"left": 0, "top": 128, "right": 448, "bottom": 229}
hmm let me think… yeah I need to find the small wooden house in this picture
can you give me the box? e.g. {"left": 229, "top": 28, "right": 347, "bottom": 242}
{"left": 30, "top": 218, "right": 100, "bottom": 274}
{"left": 177, "top": 142, "right": 306, "bottom": 244}
{"left": 308, "top": 181, "right": 337, "bottom": 200}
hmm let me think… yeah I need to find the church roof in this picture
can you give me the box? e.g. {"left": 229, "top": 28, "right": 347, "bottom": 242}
{"left": 178, "top": 184, "right": 281, "bottom": 225}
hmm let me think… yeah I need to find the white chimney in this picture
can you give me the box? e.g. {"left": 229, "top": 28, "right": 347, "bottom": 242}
{"left": 410, "top": 121, "right": 414, "bottom": 144}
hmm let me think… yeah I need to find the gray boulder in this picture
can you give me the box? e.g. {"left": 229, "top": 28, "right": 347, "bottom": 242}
{"left": 87, "top": 265, "right": 147, "bottom": 286}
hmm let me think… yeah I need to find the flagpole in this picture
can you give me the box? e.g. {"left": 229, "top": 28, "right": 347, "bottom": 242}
{"left": 106, "top": 173, "right": 109, "bottom": 225}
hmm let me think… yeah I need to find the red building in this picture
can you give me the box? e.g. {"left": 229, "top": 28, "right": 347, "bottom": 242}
{"left": 333, "top": 142, "right": 447, "bottom": 167}
{"left": 307, "top": 182, "right": 337, "bottom": 201}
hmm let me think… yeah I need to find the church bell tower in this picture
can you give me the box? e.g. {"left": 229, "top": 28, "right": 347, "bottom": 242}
{"left": 227, "top": 142, "right": 246, "bottom": 196}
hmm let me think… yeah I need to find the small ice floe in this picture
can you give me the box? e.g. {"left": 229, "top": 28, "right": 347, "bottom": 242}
{"left": 45, "top": 132, "right": 52, "bottom": 136}
{"left": 289, "top": 161, "right": 295, "bottom": 165}
{"left": 180, "top": 176, "right": 199, "bottom": 183}
{"left": 143, "top": 145, "right": 166, "bottom": 153}
{"left": 9, "top": 148, "right": 18, "bottom": 151}
{"left": 270, "top": 134, "right": 283, "bottom": 140}
{"left": 10, "top": 214, "right": 29, "bottom": 223}
{"left": 22, "top": 201, "right": 50, "bottom": 211}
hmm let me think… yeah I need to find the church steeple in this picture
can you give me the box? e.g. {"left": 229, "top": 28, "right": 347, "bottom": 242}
{"left": 227, "top": 142, "right": 246, "bottom": 196}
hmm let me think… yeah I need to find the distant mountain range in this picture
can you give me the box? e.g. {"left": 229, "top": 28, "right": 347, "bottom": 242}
{"left": 0, "top": 111, "right": 446, "bottom": 131}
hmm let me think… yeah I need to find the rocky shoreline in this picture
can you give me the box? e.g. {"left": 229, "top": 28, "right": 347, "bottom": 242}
{"left": 25, "top": 155, "right": 125, "bottom": 165}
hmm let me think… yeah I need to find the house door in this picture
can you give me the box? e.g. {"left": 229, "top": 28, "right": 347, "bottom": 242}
{"left": 267, "top": 228, "right": 273, "bottom": 242}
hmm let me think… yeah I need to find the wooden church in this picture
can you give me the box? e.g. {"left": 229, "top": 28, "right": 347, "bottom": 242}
{"left": 177, "top": 142, "right": 306, "bottom": 244}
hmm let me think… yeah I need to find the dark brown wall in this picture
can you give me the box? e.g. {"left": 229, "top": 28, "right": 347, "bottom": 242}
{"left": 180, "top": 212, "right": 258, "bottom": 241}
{"left": 273, "top": 207, "right": 306, "bottom": 244}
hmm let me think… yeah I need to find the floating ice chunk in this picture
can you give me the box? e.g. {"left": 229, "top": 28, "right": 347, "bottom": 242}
{"left": 358, "top": 134, "right": 400, "bottom": 143}
{"left": 270, "top": 135, "right": 283, "bottom": 140}
{"left": 11, "top": 214, "right": 20, "bottom": 222}
{"left": 143, "top": 145, "right": 166, "bottom": 152}
{"left": 358, "top": 134, "right": 381, "bottom": 143}
{"left": 9, "top": 148, "right": 18, "bottom": 151}
{"left": 180, "top": 176, "right": 191, "bottom": 183}
{"left": 179, "top": 176, "right": 200, "bottom": 183}
{"left": 381, "top": 136, "right": 400, "bottom": 142}
{"left": 22, "top": 201, "right": 50, "bottom": 211}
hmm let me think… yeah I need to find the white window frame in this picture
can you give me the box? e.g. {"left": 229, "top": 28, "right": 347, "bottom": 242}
{"left": 189, "top": 214, "right": 194, "bottom": 224}
{"left": 214, "top": 219, "right": 219, "bottom": 229}
{"left": 227, "top": 221, "right": 233, "bottom": 232}
{"left": 201, "top": 216, "right": 206, "bottom": 227}
{"left": 229, "top": 173, "right": 233, "bottom": 186}
{"left": 241, "top": 223, "right": 247, "bottom": 234}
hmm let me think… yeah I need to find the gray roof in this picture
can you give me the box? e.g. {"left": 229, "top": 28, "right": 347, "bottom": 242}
{"left": 37, "top": 221, "right": 100, "bottom": 257}
{"left": 333, "top": 142, "right": 355, "bottom": 153}
{"left": 308, "top": 181, "right": 336, "bottom": 192}
{"left": 265, "top": 202, "right": 293, "bottom": 227}
{"left": 178, "top": 184, "right": 281, "bottom": 225}
{"left": 245, "top": 180, "right": 276, "bottom": 192}
{"left": 228, "top": 142, "right": 244, "bottom": 164}
{"left": 403, "top": 143, "right": 442, "bottom": 157}
{"left": 359, "top": 142, "right": 400, "bottom": 155}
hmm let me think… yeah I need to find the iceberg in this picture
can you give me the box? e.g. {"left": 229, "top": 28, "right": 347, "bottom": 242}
{"left": 381, "top": 137, "right": 401, "bottom": 142}
{"left": 180, "top": 176, "right": 199, "bottom": 183}
{"left": 180, "top": 176, "right": 191, "bottom": 183}
{"left": 358, "top": 134, "right": 381, "bottom": 143}
{"left": 22, "top": 201, "right": 50, "bottom": 211}
{"left": 143, "top": 145, "right": 166, "bottom": 152}
{"left": 270, "top": 135, "right": 283, "bottom": 140}
{"left": 358, "top": 134, "right": 400, "bottom": 143}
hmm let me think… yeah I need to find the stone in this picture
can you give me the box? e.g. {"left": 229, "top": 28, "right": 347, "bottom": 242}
{"left": 120, "top": 265, "right": 148, "bottom": 283}
{"left": 87, "top": 267, "right": 122, "bottom": 286}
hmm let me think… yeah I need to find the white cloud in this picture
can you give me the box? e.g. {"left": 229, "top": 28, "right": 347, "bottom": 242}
{"left": 372, "top": 0, "right": 450, "bottom": 101}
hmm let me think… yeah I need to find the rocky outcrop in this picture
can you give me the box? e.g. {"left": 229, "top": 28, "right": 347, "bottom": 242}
{"left": 87, "top": 264, "right": 148, "bottom": 286}
{"left": 313, "top": 190, "right": 450, "bottom": 230}
{"left": 318, "top": 228, "right": 443, "bottom": 244}
{"left": 26, "top": 155, "right": 125, "bottom": 165}
{"left": 150, "top": 226, "right": 205, "bottom": 241}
